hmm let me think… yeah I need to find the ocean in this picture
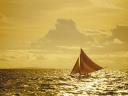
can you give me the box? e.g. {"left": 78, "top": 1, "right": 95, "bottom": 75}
{"left": 0, "top": 69, "right": 128, "bottom": 96}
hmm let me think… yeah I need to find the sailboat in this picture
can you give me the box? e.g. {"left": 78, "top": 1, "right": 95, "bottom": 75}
{"left": 70, "top": 49, "right": 103, "bottom": 78}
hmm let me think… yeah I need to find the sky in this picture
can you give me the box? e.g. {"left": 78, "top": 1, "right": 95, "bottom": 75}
{"left": 0, "top": 0, "right": 128, "bottom": 69}
{"left": 0, "top": 0, "right": 128, "bottom": 49}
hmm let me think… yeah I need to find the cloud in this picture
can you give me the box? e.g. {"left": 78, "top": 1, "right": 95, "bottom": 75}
{"left": 113, "top": 38, "right": 123, "bottom": 44}
{"left": 110, "top": 25, "right": 128, "bottom": 51}
{"left": 32, "top": 19, "right": 128, "bottom": 53}
{"left": 32, "top": 19, "right": 94, "bottom": 50}
{"left": 96, "top": 25, "right": 128, "bottom": 52}
{"left": 90, "top": 0, "right": 121, "bottom": 9}
{"left": 112, "top": 25, "right": 128, "bottom": 43}
{"left": 32, "top": 19, "right": 124, "bottom": 53}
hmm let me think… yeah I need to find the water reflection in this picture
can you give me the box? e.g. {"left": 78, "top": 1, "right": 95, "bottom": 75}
{"left": 0, "top": 69, "right": 128, "bottom": 96}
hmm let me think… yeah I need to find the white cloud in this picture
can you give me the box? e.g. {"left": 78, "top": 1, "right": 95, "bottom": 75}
{"left": 83, "top": 28, "right": 111, "bottom": 36}
{"left": 113, "top": 38, "right": 123, "bottom": 44}
{"left": 90, "top": 0, "right": 121, "bottom": 9}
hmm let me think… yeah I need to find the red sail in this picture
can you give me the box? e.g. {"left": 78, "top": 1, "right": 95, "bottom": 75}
{"left": 80, "top": 55, "right": 94, "bottom": 74}
{"left": 70, "top": 49, "right": 103, "bottom": 75}
{"left": 70, "top": 58, "right": 80, "bottom": 74}
{"left": 80, "top": 49, "right": 102, "bottom": 74}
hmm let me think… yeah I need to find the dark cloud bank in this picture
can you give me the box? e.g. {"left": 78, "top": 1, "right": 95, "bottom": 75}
{"left": 112, "top": 25, "right": 128, "bottom": 43}
{"left": 106, "top": 25, "right": 128, "bottom": 51}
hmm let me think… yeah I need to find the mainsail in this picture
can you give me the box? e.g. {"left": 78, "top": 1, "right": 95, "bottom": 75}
{"left": 71, "top": 49, "right": 103, "bottom": 75}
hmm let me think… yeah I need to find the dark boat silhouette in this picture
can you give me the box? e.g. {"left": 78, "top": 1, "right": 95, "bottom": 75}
{"left": 70, "top": 49, "right": 103, "bottom": 78}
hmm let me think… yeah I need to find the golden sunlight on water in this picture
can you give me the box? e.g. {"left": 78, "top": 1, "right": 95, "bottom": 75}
{"left": 0, "top": 0, "right": 128, "bottom": 96}
{"left": 0, "top": 69, "right": 128, "bottom": 96}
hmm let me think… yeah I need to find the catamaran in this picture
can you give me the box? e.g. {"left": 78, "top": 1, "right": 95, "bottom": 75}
{"left": 70, "top": 49, "right": 103, "bottom": 78}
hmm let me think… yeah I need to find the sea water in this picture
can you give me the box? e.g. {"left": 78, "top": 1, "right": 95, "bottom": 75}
{"left": 0, "top": 69, "right": 128, "bottom": 96}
